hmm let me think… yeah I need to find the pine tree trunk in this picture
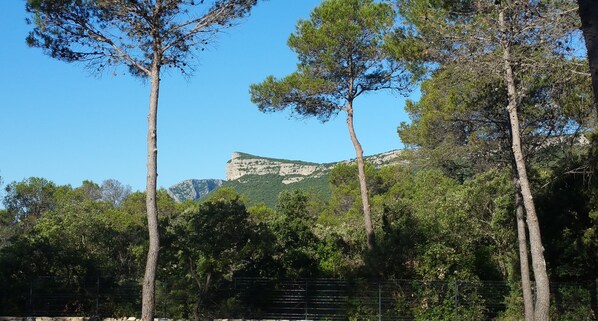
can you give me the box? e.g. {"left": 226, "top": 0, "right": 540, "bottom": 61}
{"left": 141, "top": 60, "right": 161, "bottom": 321}
{"left": 577, "top": 0, "right": 598, "bottom": 110}
{"left": 346, "top": 99, "right": 376, "bottom": 251}
{"left": 500, "top": 10, "right": 550, "bottom": 320}
{"left": 514, "top": 179, "right": 535, "bottom": 321}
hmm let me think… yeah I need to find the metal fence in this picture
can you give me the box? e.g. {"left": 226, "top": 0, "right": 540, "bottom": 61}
{"left": 0, "top": 277, "right": 142, "bottom": 317}
{"left": 1, "top": 277, "right": 596, "bottom": 320}
{"left": 232, "top": 278, "right": 512, "bottom": 320}
{"left": 231, "top": 278, "right": 598, "bottom": 321}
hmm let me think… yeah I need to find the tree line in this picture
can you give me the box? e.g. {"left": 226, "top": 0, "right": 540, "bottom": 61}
{"left": 1, "top": 141, "right": 597, "bottom": 319}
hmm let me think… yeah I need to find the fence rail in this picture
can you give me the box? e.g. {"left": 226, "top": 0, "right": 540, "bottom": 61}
{"left": 1, "top": 277, "right": 596, "bottom": 320}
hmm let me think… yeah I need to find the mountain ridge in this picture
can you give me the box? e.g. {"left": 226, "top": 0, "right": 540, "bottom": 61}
{"left": 168, "top": 150, "right": 403, "bottom": 205}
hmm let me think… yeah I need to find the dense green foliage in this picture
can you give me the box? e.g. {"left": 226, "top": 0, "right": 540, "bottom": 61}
{"left": 2, "top": 138, "right": 597, "bottom": 319}
{"left": 391, "top": 0, "right": 593, "bottom": 318}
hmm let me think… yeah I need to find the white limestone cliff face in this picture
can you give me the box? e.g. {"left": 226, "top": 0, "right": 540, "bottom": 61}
{"left": 226, "top": 150, "right": 403, "bottom": 183}
{"left": 365, "top": 150, "right": 406, "bottom": 166}
{"left": 226, "top": 152, "right": 330, "bottom": 182}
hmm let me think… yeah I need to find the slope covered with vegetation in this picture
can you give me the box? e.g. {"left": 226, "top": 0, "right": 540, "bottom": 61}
{"left": 218, "top": 173, "right": 330, "bottom": 207}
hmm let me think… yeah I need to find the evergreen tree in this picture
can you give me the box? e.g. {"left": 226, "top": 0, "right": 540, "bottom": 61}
{"left": 250, "top": 0, "right": 416, "bottom": 251}
{"left": 25, "top": 1, "right": 258, "bottom": 319}
{"left": 392, "top": 0, "right": 586, "bottom": 318}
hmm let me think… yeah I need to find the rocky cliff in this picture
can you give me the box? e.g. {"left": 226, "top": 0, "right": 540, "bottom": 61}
{"left": 167, "top": 179, "right": 224, "bottom": 203}
{"left": 168, "top": 150, "right": 403, "bottom": 204}
{"left": 225, "top": 150, "right": 403, "bottom": 183}
{"left": 226, "top": 152, "right": 331, "bottom": 183}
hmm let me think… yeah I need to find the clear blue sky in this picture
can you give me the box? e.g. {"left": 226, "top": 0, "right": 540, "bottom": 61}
{"left": 0, "top": 1, "right": 414, "bottom": 192}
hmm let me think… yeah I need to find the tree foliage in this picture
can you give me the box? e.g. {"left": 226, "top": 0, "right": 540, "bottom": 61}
{"left": 1, "top": 161, "right": 596, "bottom": 318}
{"left": 399, "top": 63, "right": 594, "bottom": 181}
{"left": 251, "top": 0, "right": 412, "bottom": 119}
{"left": 392, "top": 0, "right": 591, "bottom": 318}
{"left": 26, "top": 0, "right": 258, "bottom": 77}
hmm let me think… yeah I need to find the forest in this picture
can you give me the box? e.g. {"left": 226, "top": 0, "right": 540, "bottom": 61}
{"left": 3, "top": 0, "right": 598, "bottom": 320}
{"left": 0, "top": 147, "right": 597, "bottom": 320}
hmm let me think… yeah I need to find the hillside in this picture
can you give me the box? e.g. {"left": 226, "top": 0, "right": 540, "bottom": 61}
{"left": 168, "top": 150, "right": 403, "bottom": 207}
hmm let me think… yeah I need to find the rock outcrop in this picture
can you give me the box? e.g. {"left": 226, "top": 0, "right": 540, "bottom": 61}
{"left": 167, "top": 150, "right": 403, "bottom": 203}
{"left": 225, "top": 152, "right": 331, "bottom": 181}
{"left": 226, "top": 150, "right": 403, "bottom": 182}
{"left": 167, "top": 179, "right": 224, "bottom": 203}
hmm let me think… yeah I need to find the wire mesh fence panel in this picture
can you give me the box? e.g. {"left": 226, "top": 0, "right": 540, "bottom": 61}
{"left": 2, "top": 276, "right": 596, "bottom": 320}
{"left": 28, "top": 277, "right": 99, "bottom": 316}
{"left": 233, "top": 278, "right": 598, "bottom": 321}
{"left": 234, "top": 278, "right": 349, "bottom": 320}
{"left": 96, "top": 280, "right": 141, "bottom": 317}
{"left": 0, "top": 277, "right": 141, "bottom": 317}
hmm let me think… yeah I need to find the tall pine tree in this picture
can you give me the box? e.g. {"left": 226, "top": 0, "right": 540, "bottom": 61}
{"left": 25, "top": 1, "right": 258, "bottom": 319}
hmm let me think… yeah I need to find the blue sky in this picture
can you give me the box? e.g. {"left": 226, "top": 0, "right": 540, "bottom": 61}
{"left": 0, "top": 1, "right": 414, "bottom": 192}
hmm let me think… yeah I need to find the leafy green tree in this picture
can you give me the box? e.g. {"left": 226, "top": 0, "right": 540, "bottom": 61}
{"left": 3, "top": 177, "right": 57, "bottom": 232}
{"left": 163, "top": 188, "right": 273, "bottom": 320}
{"left": 25, "top": 1, "right": 258, "bottom": 318}
{"left": 321, "top": 162, "right": 382, "bottom": 269}
{"left": 393, "top": 0, "right": 588, "bottom": 318}
{"left": 247, "top": 202, "right": 276, "bottom": 224}
{"left": 269, "top": 190, "right": 322, "bottom": 277}
{"left": 398, "top": 63, "right": 593, "bottom": 179}
{"left": 0, "top": 180, "right": 148, "bottom": 315}
{"left": 398, "top": 67, "right": 511, "bottom": 179}
{"left": 507, "top": 142, "right": 598, "bottom": 319}
{"left": 366, "top": 165, "right": 421, "bottom": 279}
{"left": 536, "top": 150, "right": 598, "bottom": 317}
{"left": 0, "top": 209, "right": 10, "bottom": 250}
{"left": 250, "top": 0, "right": 415, "bottom": 251}
{"left": 364, "top": 166, "right": 516, "bottom": 319}
{"left": 36, "top": 186, "right": 120, "bottom": 278}
{"left": 398, "top": 59, "right": 594, "bottom": 320}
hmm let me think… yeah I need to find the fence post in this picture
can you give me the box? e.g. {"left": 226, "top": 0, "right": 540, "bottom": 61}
{"left": 378, "top": 281, "right": 382, "bottom": 321}
{"left": 304, "top": 279, "right": 309, "bottom": 320}
{"left": 96, "top": 276, "right": 100, "bottom": 315}
{"left": 163, "top": 281, "right": 167, "bottom": 318}
{"left": 28, "top": 280, "right": 33, "bottom": 317}
{"left": 454, "top": 280, "right": 459, "bottom": 321}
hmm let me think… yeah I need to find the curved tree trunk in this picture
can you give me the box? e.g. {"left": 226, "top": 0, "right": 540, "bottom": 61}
{"left": 500, "top": 10, "right": 550, "bottom": 320}
{"left": 514, "top": 179, "right": 535, "bottom": 321}
{"left": 577, "top": 0, "right": 598, "bottom": 110}
{"left": 141, "top": 60, "right": 161, "bottom": 321}
{"left": 346, "top": 99, "right": 376, "bottom": 251}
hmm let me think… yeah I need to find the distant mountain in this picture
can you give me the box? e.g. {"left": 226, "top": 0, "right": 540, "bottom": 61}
{"left": 166, "top": 179, "right": 224, "bottom": 203}
{"left": 168, "top": 150, "right": 403, "bottom": 207}
{"left": 226, "top": 150, "right": 403, "bottom": 182}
